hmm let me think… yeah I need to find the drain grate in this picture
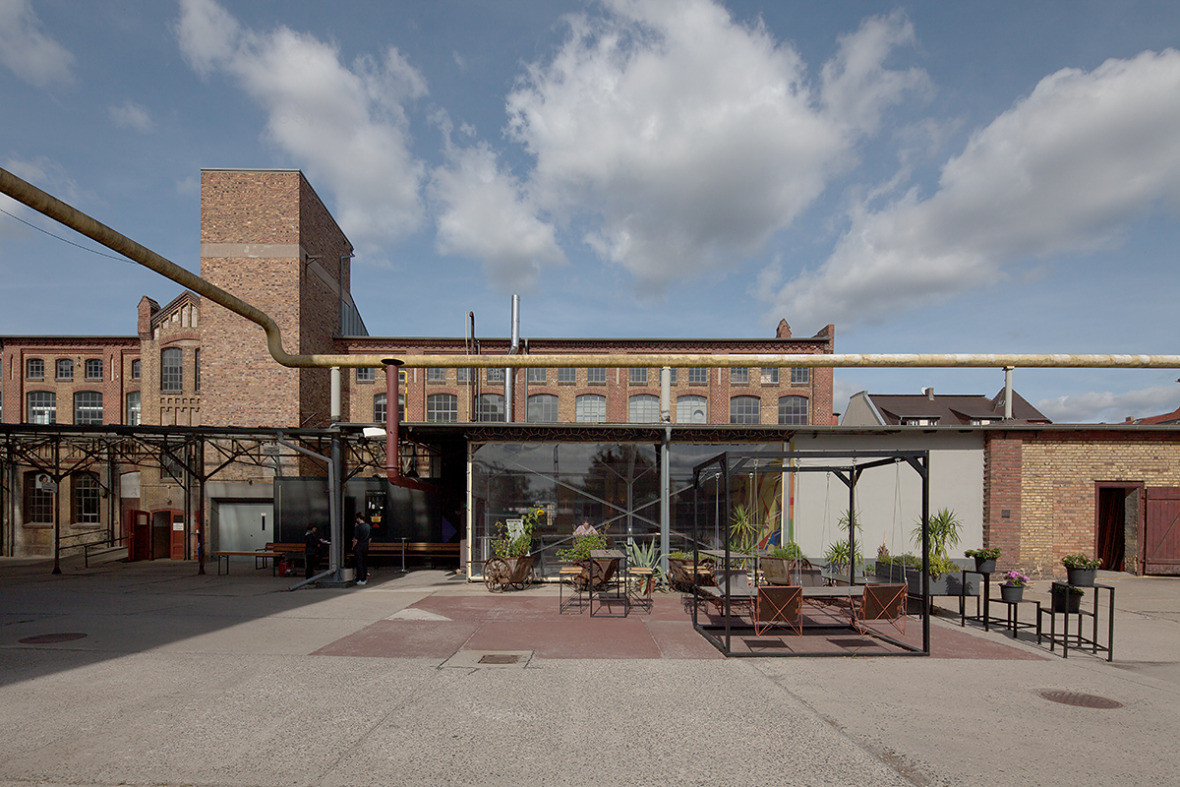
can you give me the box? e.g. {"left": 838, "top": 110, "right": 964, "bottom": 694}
{"left": 1037, "top": 690, "right": 1123, "bottom": 709}
{"left": 478, "top": 654, "right": 521, "bottom": 665}
{"left": 19, "top": 633, "right": 87, "bottom": 644}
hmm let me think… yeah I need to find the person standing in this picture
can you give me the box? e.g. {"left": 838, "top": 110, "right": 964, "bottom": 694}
{"left": 352, "top": 513, "right": 371, "bottom": 586}
{"left": 303, "top": 524, "right": 328, "bottom": 579}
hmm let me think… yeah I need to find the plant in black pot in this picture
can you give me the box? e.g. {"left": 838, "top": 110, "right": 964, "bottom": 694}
{"left": 1061, "top": 553, "right": 1101, "bottom": 587}
{"left": 965, "top": 547, "right": 1001, "bottom": 575}
{"left": 1051, "top": 582, "right": 1085, "bottom": 613}
{"left": 999, "top": 569, "right": 1030, "bottom": 603}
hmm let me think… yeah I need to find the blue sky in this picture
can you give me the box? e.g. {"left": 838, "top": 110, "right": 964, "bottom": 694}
{"left": 2, "top": 0, "right": 1179, "bottom": 422}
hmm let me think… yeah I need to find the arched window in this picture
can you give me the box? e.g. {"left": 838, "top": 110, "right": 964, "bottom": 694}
{"left": 427, "top": 393, "right": 458, "bottom": 422}
{"left": 729, "top": 395, "right": 761, "bottom": 424}
{"left": 526, "top": 394, "right": 559, "bottom": 423}
{"left": 676, "top": 395, "right": 707, "bottom": 423}
{"left": 374, "top": 393, "right": 405, "bottom": 424}
{"left": 629, "top": 394, "right": 660, "bottom": 423}
{"left": 56, "top": 359, "right": 74, "bottom": 380}
{"left": 84, "top": 358, "right": 104, "bottom": 381}
{"left": 475, "top": 393, "right": 505, "bottom": 422}
{"left": 25, "top": 358, "right": 44, "bottom": 380}
{"left": 72, "top": 472, "right": 101, "bottom": 523}
{"left": 23, "top": 472, "right": 54, "bottom": 523}
{"left": 27, "top": 391, "right": 56, "bottom": 424}
{"left": 161, "top": 347, "right": 183, "bottom": 392}
{"left": 778, "top": 395, "right": 809, "bottom": 425}
{"left": 74, "top": 391, "right": 103, "bottom": 425}
{"left": 575, "top": 394, "right": 606, "bottom": 423}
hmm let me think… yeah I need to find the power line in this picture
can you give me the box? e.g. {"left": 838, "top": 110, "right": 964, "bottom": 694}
{"left": 0, "top": 205, "right": 134, "bottom": 264}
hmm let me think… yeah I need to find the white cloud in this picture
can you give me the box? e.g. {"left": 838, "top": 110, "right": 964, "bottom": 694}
{"left": 0, "top": 0, "right": 73, "bottom": 87}
{"left": 1037, "top": 385, "right": 1180, "bottom": 424}
{"left": 109, "top": 100, "right": 155, "bottom": 132}
{"left": 766, "top": 49, "right": 1180, "bottom": 329}
{"left": 504, "top": 1, "right": 924, "bottom": 290}
{"left": 176, "top": 0, "right": 427, "bottom": 253}
{"left": 429, "top": 139, "right": 565, "bottom": 290}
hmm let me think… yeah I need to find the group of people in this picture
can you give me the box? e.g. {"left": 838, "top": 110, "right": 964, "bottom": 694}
{"left": 301, "top": 512, "right": 372, "bottom": 585}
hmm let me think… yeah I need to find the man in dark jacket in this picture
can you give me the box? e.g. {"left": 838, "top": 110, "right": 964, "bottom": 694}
{"left": 352, "top": 513, "right": 371, "bottom": 586}
{"left": 303, "top": 524, "right": 328, "bottom": 579}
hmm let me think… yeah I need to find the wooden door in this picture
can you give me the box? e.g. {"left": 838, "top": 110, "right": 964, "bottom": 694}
{"left": 127, "top": 509, "right": 150, "bottom": 561}
{"left": 1144, "top": 487, "right": 1180, "bottom": 575}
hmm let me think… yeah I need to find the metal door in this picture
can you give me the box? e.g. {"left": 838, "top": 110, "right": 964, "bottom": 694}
{"left": 1144, "top": 487, "right": 1180, "bottom": 575}
{"left": 217, "top": 502, "right": 274, "bottom": 552}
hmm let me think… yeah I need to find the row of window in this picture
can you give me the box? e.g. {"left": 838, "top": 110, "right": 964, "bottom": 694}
{"left": 23, "top": 352, "right": 197, "bottom": 392}
{"left": 24, "top": 391, "right": 143, "bottom": 426}
{"left": 358, "top": 367, "right": 811, "bottom": 385}
{"left": 373, "top": 393, "right": 809, "bottom": 425}
{"left": 22, "top": 471, "right": 101, "bottom": 524}
{"left": 26, "top": 357, "right": 107, "bottom": 382}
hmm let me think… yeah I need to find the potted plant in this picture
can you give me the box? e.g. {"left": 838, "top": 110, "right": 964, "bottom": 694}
{"left": 999, "top": 569, "right": 1030, "bottom": 603}
{"left": 965, "top": 547, "right": 1001, "bottom": 574}
{"left": 1051, "top": 582, "right": 1084, "bottom": 613}
{"left": 557, "top": 525, "right": 611, "bottom": 590}
{"left": 485, "top": 507, "right": 543, "bottom": 591}
{"left": 1061, "top": 553, "right": 1101, "bottom": 587}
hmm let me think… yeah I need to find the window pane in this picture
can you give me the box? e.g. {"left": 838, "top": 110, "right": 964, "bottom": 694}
{"left": 28, "top": 391, "right": 56, "bottom": 424}
{"left": 676, "top": 395, "right": 707, "bottom": 423}
{"left": 56, "top": 359, "right": 73, "bottom": 380}
{"left": 629, "top": 394, "right": 660, "bottom": 422}
{"left": 23, "top": 472, "right": 54, "bottom": 522}
{"left": 475, "top": 394, "right": 505, "bottom": 422}
{"left": 74, "top": 391, "right": 104, "bottom": 425}
{"left": 85, "top": 359, "right": 103, "bottom": 381}
{"left": 72, "top": 473, "right": 101, "bottom": 524}
{"left": 427, "top": 368, "right": 446, "bottom": 382}
{"left": 457, "top": 368, "right": 472, "bottom": 384}
{"left": 487, "top": 368, "right": 505, "bottom": 383}
{"left": 131, "top": 359, "right": 141, "bottom": 380}
{"left": 126, "top": 392, "right": 141, "bottom": 426}
{"left": 760, "top": 368, "right": 779, "bottom": 384}
{"left": 731, "top": 367, "right": 749, "bottom": 384}
{"left": 688, "top": 368, "right": 708, "bottom": 384}
{"left": 729, "top": 395, "right": 761, "bottom": 424}
{"left": 778, "top": 395, "right": 808, "bottom": 425}
{"left": 161, "top": 348, "right": 183, "bottom": 392}
{"left": 26, "top": 358, "right": 44, "bottom": 380}
{"left": 357, "top": 367, "right": 375, "bottom": 382}
{"left": 557, "top": 368, "right": 576, "bottom": 383}
{"left": 629, "top": 368, "right": 648, "bottom": 385}
{"left": 586, "top": 368, "right": 606, "bottom": 384}
{"left": 374, "top": 394, "right": 404, "bottom": 422}
{"left": 791, "top": 367, "right": 810, "bottom": 384}
{"left": 575, "top": 394, "right": 606, "bottom": 423}
{"left": 527, "top": 367, "right": 547, "bottom": 383}
{"left": 427, "top": 393, "right": 458, "bottom": 422}
{"left": 526, "top": 393, "right": 558, "bottom": 422}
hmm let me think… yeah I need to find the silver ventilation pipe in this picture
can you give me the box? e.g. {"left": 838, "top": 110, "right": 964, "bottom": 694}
{"left": 505, "top": 295, "right": 520, "bottom": 422}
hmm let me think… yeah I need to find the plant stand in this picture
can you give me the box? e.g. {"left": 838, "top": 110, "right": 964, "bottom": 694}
{"left": 958, "top": 568, "right": 997, "bottom": 631}
{"left": 1037, "top": 582, "right": 1115, "bottom": 661}
{"left": 992, "top": 597, "right": 1041, "bottom": 638}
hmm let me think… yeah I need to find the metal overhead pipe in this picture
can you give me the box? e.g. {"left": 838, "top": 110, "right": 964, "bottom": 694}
{"left": 3, "top": 166, "right": 1180, "bottom": 375}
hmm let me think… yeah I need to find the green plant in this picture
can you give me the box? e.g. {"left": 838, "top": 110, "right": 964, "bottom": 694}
{"left": 823, "top": 539, "right": 862, "bottom": 569}
{"left": 767, "top": 542, "right": 804, "bottom": 560}
{"left": 877, "top": 553, "right": 922, "bottom": 568}
{"left": 491, "top": 507, "right": 544, "bottom": 558}
{"left": 1061, "top": 553, "right": 1101, "bottom": 570}
{"left": 1051, "top": 583, "right": 1084, "bottom": 596}
{"left": 965, "top": 547, "right": 1001, "bottom": 561}
{"left": 913, "top": 508, "right": 963, "bottom": 558}
{"left": 729, "top": 504, "right": 760, "bottom": 554}
{"left": 556, "top": 526, "right": 609, "bottom": 562}
{"left": 927, "top": 554, "right": 959, "bottom": 579}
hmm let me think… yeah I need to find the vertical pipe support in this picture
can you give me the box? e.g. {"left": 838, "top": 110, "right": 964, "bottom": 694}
{"left": 1004, "top": 366, "right": 1014, "bottom": 420}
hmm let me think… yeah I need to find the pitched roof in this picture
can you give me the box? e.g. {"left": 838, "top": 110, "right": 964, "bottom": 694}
{"left": 864, "top": 389, "right": 1050, "bottom": 425}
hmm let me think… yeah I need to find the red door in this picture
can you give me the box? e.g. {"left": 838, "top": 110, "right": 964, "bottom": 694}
{"left": 1144, "top": 487, "right": 1180, "bottom": 575}
{"left": 127, "top": 509, "right": 150, "bottom": 561}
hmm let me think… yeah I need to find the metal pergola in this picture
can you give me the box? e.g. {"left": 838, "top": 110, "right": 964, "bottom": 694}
{"left": 691, "top": 448, "right": 931, "bottom": 657}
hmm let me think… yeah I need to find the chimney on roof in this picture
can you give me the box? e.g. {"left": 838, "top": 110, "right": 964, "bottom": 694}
{"left": 776, "top": 319, "right": 791, "bottom": 338}
{"left": 923, "top": 387, "right": 934, "bottom": 400}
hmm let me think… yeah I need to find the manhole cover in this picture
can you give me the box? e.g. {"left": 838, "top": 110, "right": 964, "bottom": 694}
{"left": 478, "top": 654, "right": 520, "bottom": 665}
{"left": 19, "top": 633, "right": 87, "bottom": 644}
{"left": 1037, "top": 690, "right": 1123, "bottom": 709}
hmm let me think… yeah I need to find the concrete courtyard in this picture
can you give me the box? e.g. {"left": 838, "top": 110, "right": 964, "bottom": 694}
{"left": 2, "top": 555, "right": 1179, "bottom": 786}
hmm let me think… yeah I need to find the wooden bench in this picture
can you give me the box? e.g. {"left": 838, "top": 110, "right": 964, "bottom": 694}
{"left": 216, "top": 550, "right": 282, "bottom": 576}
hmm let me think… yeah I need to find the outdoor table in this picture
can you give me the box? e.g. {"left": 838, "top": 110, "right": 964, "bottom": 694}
{"left": 588, "top": 549, "right": 627, "bottom": 617}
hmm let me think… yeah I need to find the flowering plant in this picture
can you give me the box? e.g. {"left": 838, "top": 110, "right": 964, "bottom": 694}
{"left": 491, "top": 507, "right": 545, "bottom": 559}
{"left": 1001, "top": 570, "right": 1030, "bottom": 587}
{"left": 1061, "top": 553, "right": 1101, "bottom": 570}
